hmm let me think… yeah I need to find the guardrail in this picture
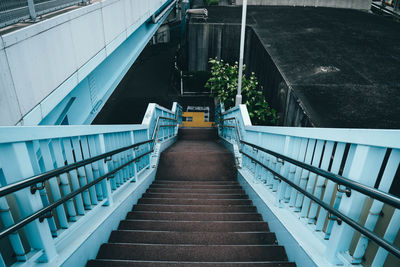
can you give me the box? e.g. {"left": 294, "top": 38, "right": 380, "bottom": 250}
{"left": 217, "top": 103, "right": 400, "bottom": 266}
{"left": 0, "top": 102, "right": 181, "bottom": 266}
{"left": 0, "top": 0, "right": 87, "bottom": 29}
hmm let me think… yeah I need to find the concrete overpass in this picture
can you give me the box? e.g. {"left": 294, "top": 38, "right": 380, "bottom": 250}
{"left": 0, "top": 0, "right": 180, "bottom": 126}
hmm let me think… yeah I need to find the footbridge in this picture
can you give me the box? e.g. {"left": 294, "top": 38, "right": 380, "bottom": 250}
{"left": 0, "top": 101, "right": 399, "bottom": 266}
{"left": 1, "top": 1, "right": 400, "bottom": 267}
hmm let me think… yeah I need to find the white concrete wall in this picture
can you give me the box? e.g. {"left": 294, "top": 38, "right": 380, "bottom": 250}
{"left": 235, "top": 0, "right": 372, "bottom": 10}
{"left": 0, "top": 0, "right": 168, "bottom": 126}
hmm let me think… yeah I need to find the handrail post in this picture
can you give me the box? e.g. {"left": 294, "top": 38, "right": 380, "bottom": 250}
{"left": 27, "top": 0, "right": 37, "bottom": 21}
{"left": 0, "top": 143, "right": 57, "bottom": 262}
{"left": 325, "top": 145, "right": 387, "bottom": 264}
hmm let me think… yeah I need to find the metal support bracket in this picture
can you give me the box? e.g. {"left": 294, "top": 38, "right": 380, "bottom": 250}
{"left": 104, "top": 156, "right": 112, "bottom": 163}
{"left": 328, "top": 213, "right": 342, "bottom": 225}
{"left": 39, "top": 211, "right": 53, "bottom": 223}
{"left": 30, "top": 182, "right": 46, "bottom": 194}
{"left": 337, "top": 184, "right": 352, "bottom": 197}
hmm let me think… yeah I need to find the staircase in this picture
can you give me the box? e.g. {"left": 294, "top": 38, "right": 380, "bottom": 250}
{"left": 87, "top": 127, "right": 295, "bottom": 266}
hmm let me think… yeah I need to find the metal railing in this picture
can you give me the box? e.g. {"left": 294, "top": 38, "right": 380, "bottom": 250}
{"left": 0, "top": 0, "right": 87, "bottom": 29}
{"left": 218, "top": 104, "right": 400, "bottom": 266}
{"left": 0, "top": 102, "right": 181, "bottom": 266}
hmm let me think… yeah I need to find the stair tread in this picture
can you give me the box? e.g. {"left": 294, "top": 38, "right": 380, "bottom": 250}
{"left": 88, "top": 259, "right": 296, "bottom": 266}
{"left": 126, "top": 211, "right": 262, "bottom": 221}
{"left": 142, "top": 193, "right": 248, "bottom": 199}
{"left": 133, "top": 204, "right": 257, "bottom": 213}
{"left": 138, "top": 198, "right": 252, "bottom": 205}
{"left": 118, "top": 220, "right": 269, "bottom": 232}
{"left": 97, "top": 243, "right": 288, "bottom": 262}
{"left": 109, "top": 230, "right": 276, "bottom": 245}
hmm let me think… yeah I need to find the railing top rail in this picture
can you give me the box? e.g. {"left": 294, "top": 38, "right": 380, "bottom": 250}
{"left": 154, "top": 103, "right": 176, "bottom": 115}
{"left": 0, "top": 125, "right": 148, "bottom": 144}
{"left": 240, "top": 139, "right": 400, "bottom": 210}
{"left": 246, "top": 126, "right": 400, "bottom": 149}
{"left": 221, "top": 105, "right": 240, "bottom": 116}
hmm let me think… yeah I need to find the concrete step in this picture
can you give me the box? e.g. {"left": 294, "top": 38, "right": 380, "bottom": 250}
{"left": 149, "top": 184, "right": 242, "bottom": 189}
{"left": 87, "top": 260, "right": 296, "bottom": 267}
{"left": 142, "top": 193, "right": 248, "bottom": 199}
{"left": 138, "top": 198, "right": 252, "bottom": 206}
{"left": 118, "top": 220, "right": 269, "bottom": 232}
{"left": 126, "top": 211, "right": 262, "bottom": 221}
{"left": 108, "top": 230, "right": 277, "bottom": 245}
{"left": 153, "top": 180, "right": 240, "bottom": 185}
{"left": 146, "top": 188, "right": 245, "bottom": 194}
{"left": 96, "top": 243, "right": 288, "bottom": 262}
{"left": 132, "top": 204, "right": 257, "bottom": 213}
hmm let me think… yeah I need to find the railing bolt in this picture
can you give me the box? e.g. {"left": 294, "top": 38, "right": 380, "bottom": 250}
{"left": 104, "top": 156, "right": 112, "bottom": 163}
{"left": 337, "top": 184, "right": 352, "bottom": 197}
{"left": 30, "top": 182, "right": 46, "bottom": 194}
{"left": 328, "top": 213, "right": 342, "bottom": 225}
{"left": 39, "top": 211, "right": 53, "bottom": 223}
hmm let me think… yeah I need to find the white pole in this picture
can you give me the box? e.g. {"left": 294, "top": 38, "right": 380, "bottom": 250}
{"left": 235, "top": 0, "right": 247, "bottom": 106}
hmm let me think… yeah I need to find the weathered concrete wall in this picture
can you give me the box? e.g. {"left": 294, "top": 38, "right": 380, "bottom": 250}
{"left": 188, "top": 22, "right": 311, "bottom": 126}
{"left": 235, "top": 0, "right": 372, "bottom": 10}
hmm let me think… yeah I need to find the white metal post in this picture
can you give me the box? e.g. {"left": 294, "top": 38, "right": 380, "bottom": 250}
{"left": 236, "top": 0, "right": 247, "bottom": 106}
{"left": 27, "top": 0, "right": 37, "bottom": 21}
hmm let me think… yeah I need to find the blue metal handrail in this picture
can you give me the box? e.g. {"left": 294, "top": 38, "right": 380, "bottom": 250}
{"left": 240, "top": 150, "right": 400, "bottom": 259}
{"left": 0, "top": 149, "right": 152, "bottom": 240}
{"left": 219, "top": 116, "right": 400, "bottom": 260}
{"left": 221, "top": 117, "right": 400, "bottom": 210}
{"left": 0, "top": 116, "right": 177, "bottom": 241}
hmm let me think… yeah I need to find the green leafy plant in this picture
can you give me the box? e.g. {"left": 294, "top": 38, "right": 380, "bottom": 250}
{"left": 205, "top": 0, "right": 219, "bottom": 5}
{"left": 205, "top": 58, "right": 276, "bottom": 125}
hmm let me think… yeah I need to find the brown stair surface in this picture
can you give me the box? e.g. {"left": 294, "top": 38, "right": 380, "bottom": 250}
{"left": 87, "top": 128, "right": 295, "bottom": 266}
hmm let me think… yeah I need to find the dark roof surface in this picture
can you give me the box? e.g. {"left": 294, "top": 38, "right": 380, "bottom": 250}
{"left": 203, "top": 6, "right": 400, "bottom": 128}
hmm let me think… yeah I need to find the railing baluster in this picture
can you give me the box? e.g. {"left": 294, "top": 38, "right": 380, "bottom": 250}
{"left": 80, "top": 137, "right": 99, "bottom": 205}
{"left": 283, "top": 137, "right": 302, "bottom": 203}
{"left": 50, "top": 139, "right": 77, "bottom": 222}
{"left": 372, "top": 209, "right": 400, "bottom": 267}
{"left": 86, "top": 136, "right": 106, "bottom": 203}
{"left": 277, "top": 136, "right": 295, "bottom": 206}
{"left": 0, "top": 197, "right": 26, "bottom": 261}
{"left": 96, "top": 134, "right": 113, "bottom": 206}
{"left": 103, "top": 135, "right": 117, "bottom": 190}
{"left": 300, "top": 140, "right": 325, "bottom": 218}
{"left": 315, "top": 142, "right": 346, "bottom": 232}
{"left": 325, "top": 144, "right": 357, "bottom": 239}
{"left": 289, "top": 138, "right": 309, "bottom": 207}
{"left": 71, "top": 137, "right": 92, "bottom": 210}
{"left": 119, "top": 133, "right": 128, "bottom": 182}
{"left": 353, "top": 149, "right": 400, "bottom": 262}
{"left": 62, "top": 138, "right": 85, "bottom": 215}
{"left": 86, "top": 136, "right": 104, "bottom": 201}
{"left": 325, "top": 145, "right": 386, "bottom": 264}
{"left": 129, "top": 131, "right": 138, "bottom": 182}
{"left": 28, "top": 141, "right": 58, "bottom": 236}
{"left": 112, "top": 134, "right": 123, "bottom": 186}
{"left": 0, "top": 143, "right": 57, "bottom": 262}
{"left": 295, "top": 139, "right": 316, "bottom": 212}
{"left": 308, "top": 141, "right": 335, "bottom": 224}
{"left": 39, "top": 140, "right": 69, "bottom": 229}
